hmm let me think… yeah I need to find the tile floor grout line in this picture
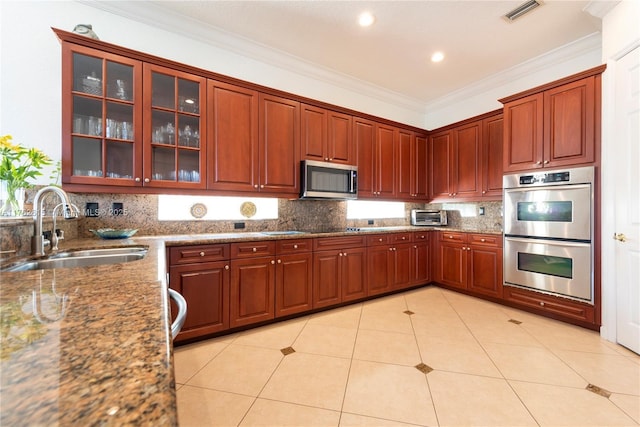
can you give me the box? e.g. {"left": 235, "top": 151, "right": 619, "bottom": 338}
{"left": 336, "top": 301, "right": 364, "bottom": 427}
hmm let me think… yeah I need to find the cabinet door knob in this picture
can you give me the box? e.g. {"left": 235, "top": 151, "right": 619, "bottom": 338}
{"left": 254, "top": 184, "right": 259, "bottom": 188}
{"left": 378, "top": 238, "right": 383, "bottom": 242}
{"left": 482, "top": 190, "right": 486, "bottom": 194}
{"left": 135, "top": 177, "right": 141, "bottom": 182}
{"left": 225, "top": 265, "right": 229, "bottom": 270}
{"left": 536, "top": 161, "right": 542, "bottom": 165}
{"left": 252, "top": 247, "right": 257, "bottom": 252}
{"left": 339, "top": 252, "right": 343, "bottom": 257}
{"left": 293, "top": 244, "right": 298, "bottom": 249}
{"left": 544, "top": 160, "right": 549, "bottom": 164}
{"left": 199, "top": 251, "right": 205, "bottom": 257}
{"left": 271, "top": 260, "right": 275, "bottom": 264}
{"left": 144, "top": 178, "right": 150, "bottom": 183}
{"left": 402, "top": 237, "right": 406, "bottom": 240}
{"left": 343, "top": 252, "right": 347, "bottom": 257}
{"left": 277, "top": 259, "right": 281, "bottom": 264}
{"left": 260, "top": 184, "right": 264, "bottom": 189}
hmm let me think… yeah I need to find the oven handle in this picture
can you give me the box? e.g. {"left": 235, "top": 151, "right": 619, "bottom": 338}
{"left": 504, "top": 236, "right": 592, "bottom": 247}
{"left": 503, "top": 183, "right": 591, "bottom": 193}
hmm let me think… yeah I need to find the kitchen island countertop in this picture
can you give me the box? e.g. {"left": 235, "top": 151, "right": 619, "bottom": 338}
{"left": 0, "top": 226, "right": 501, "bottom": 425}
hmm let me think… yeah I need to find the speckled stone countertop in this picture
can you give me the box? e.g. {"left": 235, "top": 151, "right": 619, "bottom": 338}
{"left": 0, "top": 226, "right": 501, "bottom": 426}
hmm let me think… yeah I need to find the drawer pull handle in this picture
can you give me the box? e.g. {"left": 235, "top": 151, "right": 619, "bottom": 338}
{"left": 199, "top": 251, "right": 205, "bottom": 257}
{"left": 539, "top": 301, "right": 545, "bottom": 307}
{"left": 252, "top": 247, "right": 257, "bottom": 252}
{"left": 480, "top": 239, "right": 486, "bottom": 242}
{"left": 293, "top": 244, "right": 298, "bottom": 249}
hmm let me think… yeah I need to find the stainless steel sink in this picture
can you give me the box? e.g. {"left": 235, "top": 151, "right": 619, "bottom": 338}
{"left": 1, "top": 246, "right": 148, "bottom": 272}
{"left": 260, "top": 231, "right": 307, "bottom": 236}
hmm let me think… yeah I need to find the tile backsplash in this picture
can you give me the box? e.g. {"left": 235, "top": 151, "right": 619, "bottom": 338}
{"left": 1, "top": 188, "right": 502, "bottom": 257}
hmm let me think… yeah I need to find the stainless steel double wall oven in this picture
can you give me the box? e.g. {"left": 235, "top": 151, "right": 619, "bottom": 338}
{"left": 503, "top": 166, "right": 595, "bottom": 304}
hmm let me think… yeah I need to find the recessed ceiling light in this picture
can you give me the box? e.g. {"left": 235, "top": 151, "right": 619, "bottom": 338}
{"left": 358, "top": 12, "right": 375, "bottom": 27}
{"left": 431, "top": 52, "right": 445, "bottom": 63}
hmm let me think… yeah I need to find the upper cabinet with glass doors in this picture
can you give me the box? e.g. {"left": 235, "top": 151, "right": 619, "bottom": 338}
{"left": 143, "top": 64, "right": 206, "bottom": 189}
{"left": 61, "top": 43, "right": 206, "bottom": 189}
{"left": 61, "top": 44, "right": 143, "bottom": 186}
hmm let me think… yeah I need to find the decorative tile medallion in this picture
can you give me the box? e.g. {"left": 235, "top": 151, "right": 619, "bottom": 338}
{"left": 190, "top": 203, "right": 207, "bottom": 219}
{"left": 280, "top": 346, "right": 296, "bottom": 356}
{"left": 415, "top": 363, "right": 433, "bottom": 374}
{"left": 508, "top": 319, "right": 523, "bottom": 325}
{"left": 586, "top": 383, "right": 611, "bottom": 398}
{"left": 404, "top": 310, "right": 415, "bottom": 315}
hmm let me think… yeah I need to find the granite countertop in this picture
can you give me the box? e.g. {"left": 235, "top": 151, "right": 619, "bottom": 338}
{"left": 0, "top": 226, "right": 502, "bottom": 425}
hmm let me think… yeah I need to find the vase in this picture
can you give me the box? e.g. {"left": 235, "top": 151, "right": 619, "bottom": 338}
{"left": 0, "top": 182, "right": 25, "bottom": 216}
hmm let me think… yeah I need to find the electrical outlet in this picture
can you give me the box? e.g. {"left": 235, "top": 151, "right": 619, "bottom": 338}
{"left": 234, "top": 222, "right": 245, "bottom": 229}
{"left": 479, "top": 207, "right": 485, "bottom": 216}
{"left": 112, "top": 202, "right": 124, "bottom": 216}
{"left": 85, "top": 202, "right": 99, "bottom": 217}
{"left": 368, "top": 219, "right": 374, "bottom": 225}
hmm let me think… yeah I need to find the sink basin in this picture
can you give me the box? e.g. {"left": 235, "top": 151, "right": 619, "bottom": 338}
{"left": 260, "top": 231, "right": 307, "bottom": 236}
{"left": 1, "top": 246, "right": 148, "bottom": 272}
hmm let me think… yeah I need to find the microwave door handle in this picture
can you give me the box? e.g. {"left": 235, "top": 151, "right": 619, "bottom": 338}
{"left": 351, "top": 171, "right": 357, "bottom": 193}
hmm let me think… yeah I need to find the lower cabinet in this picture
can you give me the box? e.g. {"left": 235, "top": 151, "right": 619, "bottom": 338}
{"left": 230, "top": 241, "right": 276, "bottom": 328}
{"left": 167, "top": 244, "right": 230, "bottom": 343}
{"left": 503, "top": 286, "right": 595, "bottom": 324}
{"left": 436, "top": 231, "right": 503, "bottom": 298}
{"left": 412, "top": 231, "right": 431, "bottom": 285}
{"left": 313, "top": 235, "right": 367, "bottom": 308}
{"left": 367, "top": 232, "right": 413, "bottom": 295}
{"left": 275, "top": 239, "right": 313, "bottom": 317}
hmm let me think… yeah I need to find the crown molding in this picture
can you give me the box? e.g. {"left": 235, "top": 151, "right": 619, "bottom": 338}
{"left": 424, "top": 31, "right": 602, "bottom": 112}
{"left": 584, "top": 0, "right": 620, "bottom": 19}
{"left": 77, "top": 0, "right": 426, "bottom": 114}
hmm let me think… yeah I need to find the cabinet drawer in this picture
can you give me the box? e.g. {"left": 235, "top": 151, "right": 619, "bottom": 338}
{"left": 276, "top": 238, "right": 313, "bottom": 254}
{"left": 231, "top": 241, "right": 276, "bottom": 258}
{"left": 468, "top": 234, "right": 501, "bottom": 247}
{"left": 366, "top": 234, "right": 390, "bottom": 246}
{"left": 313, "top": 235, "right": 367, "bottom": 251}
{"left": 413, "top": 231, "right": 431, "bottom": 242}
{"left": 389, "top": 232, "right": 412, "bottom": 244}
{"left": 503, "top": 286, "right": 595, "bottom": 323}
{"left": 169, "top": 244, "right": 230, "bottom": 265}
{"left": 440, "top": 232, "right": 467, "bottom": 243}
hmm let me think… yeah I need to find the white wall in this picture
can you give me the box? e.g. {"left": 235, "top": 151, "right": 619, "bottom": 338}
{"left": 599, "top": 0, "right": 640, "bottom": 341}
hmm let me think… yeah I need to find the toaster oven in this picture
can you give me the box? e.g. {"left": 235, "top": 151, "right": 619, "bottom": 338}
{"left": 411, "top": 209, "right": 447, "bottom": 226}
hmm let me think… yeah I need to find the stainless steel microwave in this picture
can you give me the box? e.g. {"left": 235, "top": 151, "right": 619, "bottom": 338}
{"left": 300, "top": 160, "right": 357, "bottom": 200}
{"left": 411, "top": 209, "right": 448, "bottom": 226}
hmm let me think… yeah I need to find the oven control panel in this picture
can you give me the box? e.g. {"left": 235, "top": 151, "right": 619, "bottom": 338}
{"left": 519, "top": 171, "right": 570, "bottom": 185}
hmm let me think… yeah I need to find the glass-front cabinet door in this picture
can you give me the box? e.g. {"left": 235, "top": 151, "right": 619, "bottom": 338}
{"left": 143, "top": 64, "right": 206, "bottom": 189}
{"left": 62, "top": 44, "right": 143, "bottom": 186}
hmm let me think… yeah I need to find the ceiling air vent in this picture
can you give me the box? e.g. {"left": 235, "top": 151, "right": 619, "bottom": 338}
{"left": 504, "top": 0, "right": 542, "bottom": 21}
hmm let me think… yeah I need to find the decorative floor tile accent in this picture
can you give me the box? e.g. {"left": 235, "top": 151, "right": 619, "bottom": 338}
{"left": 586, "top": 383, "right": 611, "bottom": 398}
{"left": 508, "top": 319, "right": 522, "bottom": 325}
{"left": 280, "top": 347, "right": 296, "bottom": 356}
{"left": 404, "top": 310, "right": 415, "bottom": 315}
{"left": 415, "top": 363, "right": 433, "bottom": 374}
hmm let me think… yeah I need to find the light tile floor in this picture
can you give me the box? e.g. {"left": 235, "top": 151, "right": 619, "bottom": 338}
{"left": 174, "top": 286, "right": 640, "bottom": 426}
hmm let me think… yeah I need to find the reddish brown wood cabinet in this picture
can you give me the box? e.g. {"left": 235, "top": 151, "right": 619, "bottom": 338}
{"left": 168, "top": 244, "right": 230, "bottom": 343}
{"left": 428, "top": 112, "right": 502, "bottom": 202}
{"left": 503, "top": 286, "right": 595, "bottom": 325}
{"left": 313, "top": 235, "right": 367, "bottom": 308}
{"left": 412, "top": 231, "right": 431, "bottom": 285}
{"left": 207, "top": 81, "right": 259, "bottom": 192}
{"left": 367, "top": 233, "right": 414, "bottom": 295}
{"left": 435, "top": 232, "right": 502, "bottom": 298}
{"left": 356, "top": 118, "right": 397, "bottom": 199}
{"left": 301, "top": 104, "right": 354, "bottom": 165}
{"left": 275, "top": 239, "right": 313, "bottom": 317}
{"left": 501, "top": 66, "right": 604, "bottom": 173}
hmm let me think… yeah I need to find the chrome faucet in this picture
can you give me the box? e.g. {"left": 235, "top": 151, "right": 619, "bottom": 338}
{"left": 32, "top": 186, "right": 78, "bottom": 256}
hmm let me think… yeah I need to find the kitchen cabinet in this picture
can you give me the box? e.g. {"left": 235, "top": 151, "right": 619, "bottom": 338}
{"left": 144, "top": 63, "right": 207, "bottom": 189}
{"left": 61, "top": 44, "right": 143, "bottom": 187}
{"left": 355, "top": 117, "right": 396, "bottom": 199}
{"left": 501, "top": 66, "right": 604, "bottom": 173}
{"left": 411, "top": 231, "right": 431, "bottom": 285}
{"left": 367, "top": 233, "right": 413, "bottom": 295}
{"left": 481, "top": 113, "right": 504, "bottom": 198}
{"left": 436, "top": 232, "right": 502, "bottom": 298}
{"left": 313, "top": 235, "right": 367, "bottom": 308}
{"left": 429, "top": 120, "right": 482, "bottom": 201}
{"left": 397, "top": 130, "right": 428, "bottom": 201}
{"left": 275, "top": 239, "right": 313, "bottom": 317}
{"left": 61, "top": 44, "right": 209, "bottom": 189}
{"left": 258, "top": 94, "right": 301, "bottom": 195}
{"left": 229, "top": 241, "right": 276, "bottom": 328}
{"left": 301, "top": 104, "right": 354, "bottom": 165}
{"left": 503, "top": 286, "right": 595, "bottom": 325}
{"left": 207, "top": 80, "right": 259, "bottom": 191}
{"left": 167, "top": 244, "right": 230, "bottom": 342}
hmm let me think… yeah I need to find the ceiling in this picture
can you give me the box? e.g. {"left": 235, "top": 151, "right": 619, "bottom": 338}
{"left": 92, "top": 1, "right": 606, "bottom": 106}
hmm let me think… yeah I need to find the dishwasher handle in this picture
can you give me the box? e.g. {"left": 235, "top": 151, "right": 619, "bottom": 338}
{"left": 168, "top": 288, "right": 187, "bottom": 340}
